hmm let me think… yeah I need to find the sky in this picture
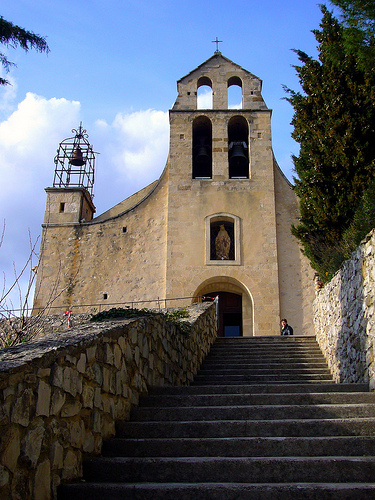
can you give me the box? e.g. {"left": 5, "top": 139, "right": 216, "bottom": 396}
{"left": 0, "top": 0, "right": 338, "bottom": 313}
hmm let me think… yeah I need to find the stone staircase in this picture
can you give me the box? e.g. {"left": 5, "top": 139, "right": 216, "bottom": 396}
{"left": 58, "top": 336, "right": 375, "bottom": 499}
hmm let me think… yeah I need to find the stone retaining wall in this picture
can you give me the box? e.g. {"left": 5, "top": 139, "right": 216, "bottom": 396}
{"left": 0, "top": 302, "right": 217, "bottom": 499}
{"left": 313, "top": 229, "right": 375, "bottom": 390}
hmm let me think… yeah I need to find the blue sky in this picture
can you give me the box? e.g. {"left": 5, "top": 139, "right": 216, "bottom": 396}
{"left": 0, "top": 0, "right": 335, "bottom": 312}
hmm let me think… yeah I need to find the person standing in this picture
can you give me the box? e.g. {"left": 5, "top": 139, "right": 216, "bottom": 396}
{"left": 280, "top": 319, "right": 293, "bottom": 336}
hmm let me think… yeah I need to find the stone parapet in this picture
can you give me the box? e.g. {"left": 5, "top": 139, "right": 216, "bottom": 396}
{"left": 313, "top": 229, "right": 375, "bottom": 389}
{"left": 0, "top": 302, "right": 216, "bottom": 499}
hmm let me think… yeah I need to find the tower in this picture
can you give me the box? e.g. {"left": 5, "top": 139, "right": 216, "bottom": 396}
{"left": 44, "top": 124, "right": 96, "bottom": 225}
{"left": 165, "top": 52, "right": 282, "bottom": 335}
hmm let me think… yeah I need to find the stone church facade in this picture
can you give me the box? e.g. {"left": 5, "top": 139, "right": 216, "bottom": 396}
{"left": 33, "top": 53, "right": 315, "bottom": 337}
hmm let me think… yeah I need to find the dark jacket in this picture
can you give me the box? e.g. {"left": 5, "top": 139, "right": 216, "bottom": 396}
{"left": 281, "top": 324, "right": 293, "bottom": 336}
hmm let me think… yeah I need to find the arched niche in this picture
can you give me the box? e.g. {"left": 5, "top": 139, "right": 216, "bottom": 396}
{"left": 205, "top": 213, "right": 241, "bottom": 265}
{"left": 228, "top": 76, "right": 243, "bottom": 109}
{"left": 197, "top": 76, "right": 213, "bottom": 109}
{"left": 228, "top": 115, "right": 249, "bottom": 179}
{"left": 192, "top": 116, "right": 212, "bottom": 179}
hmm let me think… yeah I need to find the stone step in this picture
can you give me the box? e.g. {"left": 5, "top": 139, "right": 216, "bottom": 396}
{"left": 208, "top": 346, "right": 323, "bottom": 352}
{"left": 116, "top": 417, "right": 375, "bottom": 439}
{"left": 81, "top": 456, "right": 375, "bottom": 484}
{"left": 130, "top": 403, "right": 375, "bottom": 422}
{"left": 57, "top": 335, "right": 375, "bottom": 498}
{"left": 212, "top": 336, "right": 317, "bottom": 344}
{"left": 148, "top": 382, "right": 367, "bottom": 396}
{"left": 200, "top": 361, "right": 329, "bottom": 368}
{"left": 192, "top": 373, "right": 334, "bottom": 384}
{"left": 139, "top": 391, "right": 375, "bottom": 407}
{"left": 102, "top": 435, "right": 375, "bottom": 458}
{"left": 198, "top": 365, "right": 330, "bottom": 376}
{"left": 57, "top": 482, "right": 375, "bottom": 500}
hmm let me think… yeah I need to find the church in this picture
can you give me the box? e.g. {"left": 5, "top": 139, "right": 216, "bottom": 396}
{"left": 32, "top": 52, "right": 315, "bottom": 337}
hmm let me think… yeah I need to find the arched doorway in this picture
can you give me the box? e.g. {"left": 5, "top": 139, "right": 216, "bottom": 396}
{"left": 193, "top": 276, "right": 254, "bottom": 337}
{"left": 204, "top": 291, "right": 242, "bottom": 337}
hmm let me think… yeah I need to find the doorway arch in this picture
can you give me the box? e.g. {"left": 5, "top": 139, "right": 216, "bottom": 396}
{"left": 193, "top": 276, "right": 254, "bottom": 337}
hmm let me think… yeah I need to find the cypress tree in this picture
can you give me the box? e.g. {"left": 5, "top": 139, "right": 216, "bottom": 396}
{"left": 285, "top": 6, "right": 375, "bottom": 280}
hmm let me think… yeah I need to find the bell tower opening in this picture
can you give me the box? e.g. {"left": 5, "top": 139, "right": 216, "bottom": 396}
{"left": 228, "top": 76, "right": 243, "bottom": 109}
{"left": 197, "top": 76, "right": 213, "bottom": 109}
{"left": 192, "top": 116, "right": 212, "bottom": 179}
{"left": 228, "top": 116, "right": 249, "bottom": 179}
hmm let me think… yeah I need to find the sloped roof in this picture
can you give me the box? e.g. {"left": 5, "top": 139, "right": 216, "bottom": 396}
{"left": 177, "top": 52, "right": 262, "bottom": 84}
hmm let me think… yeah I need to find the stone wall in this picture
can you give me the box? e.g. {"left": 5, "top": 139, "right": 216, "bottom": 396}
{"left": 0, "top": 302, "right": 217, "bottom": 500}
{"left": 313, "top": 229, "right": 375, "bottom": 390}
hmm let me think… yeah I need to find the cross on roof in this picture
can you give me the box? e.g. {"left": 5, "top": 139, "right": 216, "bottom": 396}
{"left": 212, "top": 37, "right": 223, "bottom": 53}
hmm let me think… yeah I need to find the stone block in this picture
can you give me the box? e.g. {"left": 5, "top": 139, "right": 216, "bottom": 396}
{"left": 50, "top": 388, "right": 66, "bottom": 416}
{"left": 62, "top": 450, "right": 80, "bottom": 480}
{"left": 77, "top": 353, "right": 86, "bottom": 373}
{"left": 69, "top": 420, "right": 85, "bottom": 448}
{"left": 86, "top": 345, "right": 97, "bottom": 363}
{"left": 51, "top": 364, "right": 64, "bottom": 389}
{"left": 61, "top": 401, "right": 82, "bottom": 418}
{"left": 11, "top": 389, "right": 33, "bottom": 427}
{"left": 0, "top": 464, "right": 9, "bottom": 488}
{"left": 23, "top": 421, "right": 45, "bottom": 468}
{"left": 2, "top": 427, "right": 20, "bottom": 472}
{"left": 34, "top": 459, "right": 51, "bottom": 500}
{"left": 50, "top": 441, "right": 64, "bottom": 469}
{"left": 36, "top": 380, "right": 51, "bottom": 417}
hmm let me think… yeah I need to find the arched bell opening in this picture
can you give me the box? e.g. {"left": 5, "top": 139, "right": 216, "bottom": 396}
{"left": 197, "top": 76, "right": 213, "bottom": 110}
{"left": 228, "top": 116, "right": 249, "bottom": 179}
{"left": 192, "top": 116, "right": 212, "bottom": 179}
{"left": 227, "top": 76, "right": 243, "bottom": 109}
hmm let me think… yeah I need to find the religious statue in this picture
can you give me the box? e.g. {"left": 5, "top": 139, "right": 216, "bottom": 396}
{"left": 215, "top": 224, "right": 231, "bottom": 260}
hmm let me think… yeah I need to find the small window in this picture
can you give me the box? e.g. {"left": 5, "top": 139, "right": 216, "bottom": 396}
{"left": 59, "top": 202, "right": 65, "bottom": 213}
{"left": 103, "top": 293, "right": 108, "bottom": 300}
{"left": 122, "top": 227, "right": 127, "bottom": 233}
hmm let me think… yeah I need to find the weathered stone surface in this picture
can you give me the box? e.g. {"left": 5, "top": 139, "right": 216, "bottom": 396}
{"left": 0, "top": 303, "right": 216, "bottom": 499}
{"left": 50, "top": 441, "right": 64, "bottom": 469}
{"left": 314, "top": 229, "right": 375, "bottom": 389}
{"left": 2, "top": 427, "right": 20, "bottom": 472}
{"left": 34, "top": 460, "right": 51, "bottom": 500}
{"left": 22, "top": 422, "right": 45, "bottom": 468}
{"left": 36, "top": 380, "right": 51, "bottom": 417}
{"left": 11, "top": 389, "right": 33, "bottom": 427}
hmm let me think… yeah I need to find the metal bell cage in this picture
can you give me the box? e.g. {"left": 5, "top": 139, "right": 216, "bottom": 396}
{"left": 53, "top": 124, "right": 96, "bottom": 196}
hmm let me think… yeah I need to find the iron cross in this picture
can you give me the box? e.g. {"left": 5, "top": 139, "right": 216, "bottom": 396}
{"left": 212, "top": 37, "right": 223, "bottom": 52}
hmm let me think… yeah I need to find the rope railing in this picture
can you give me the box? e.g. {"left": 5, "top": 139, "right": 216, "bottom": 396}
{"left": 1, "top": 295, "right": 218, "bottom": 318}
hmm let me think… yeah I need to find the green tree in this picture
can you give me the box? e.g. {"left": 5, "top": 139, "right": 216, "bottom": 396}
{"left": 329, "top": 0, "right": 375, "bottom": 72}
{"left": 285, "top": 6, "right": 375, "bottom": 280}
{"left": 0, "top": 16, "right": 49, "bottom": 86}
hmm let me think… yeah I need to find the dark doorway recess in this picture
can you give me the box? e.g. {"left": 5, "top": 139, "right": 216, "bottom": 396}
{"left": 204, "top": 291, "right": 242, "bottom": 337}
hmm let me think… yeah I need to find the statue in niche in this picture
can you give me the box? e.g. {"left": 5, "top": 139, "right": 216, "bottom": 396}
{"left": 215, "top": 224, "right": 231, "bottom": 260}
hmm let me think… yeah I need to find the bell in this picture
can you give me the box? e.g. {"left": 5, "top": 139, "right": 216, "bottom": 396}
{"left": 195, "top": 144, "right": 210, "bottom": 163}
{"left": 229, "top": 142, "right": 248, "bottom": 176}
{"left": 69, "top": 146, "right": 85, "bottom": 166}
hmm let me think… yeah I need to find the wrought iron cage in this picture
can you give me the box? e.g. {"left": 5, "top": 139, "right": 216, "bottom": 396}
{"left": 53, "top": 123, "right": 96, "bottom": 196}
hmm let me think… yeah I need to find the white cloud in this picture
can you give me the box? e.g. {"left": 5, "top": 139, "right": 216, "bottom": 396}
{"left": 197, "top": 88, "right": 213, "bottom": 110}
{"left": 0, "top": 99, "right": 170, "bottom": 312}
{"left": 0, "top": 93, "right": 81, "bottom": 310}
{"left": 92, "top": 109, "right": 169, "bottom": 209}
